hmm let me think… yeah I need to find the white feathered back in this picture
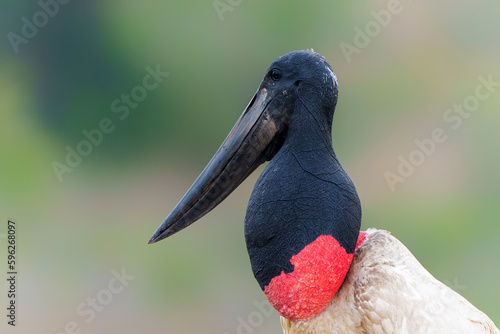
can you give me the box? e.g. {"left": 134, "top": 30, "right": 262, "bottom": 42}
{"left": 281, "top": 229, "right": 499, "bottom": 334}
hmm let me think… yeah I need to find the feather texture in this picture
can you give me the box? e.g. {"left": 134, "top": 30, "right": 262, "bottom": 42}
{"left": 281, "top": 229, "right": 499, "bottom": 334}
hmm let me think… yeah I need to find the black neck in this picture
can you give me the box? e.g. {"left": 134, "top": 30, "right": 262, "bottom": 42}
{"left": 244, "top": 101, "right": 362, "bottom": 290}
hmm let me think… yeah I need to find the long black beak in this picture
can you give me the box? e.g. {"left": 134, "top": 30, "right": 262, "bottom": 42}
{"left": 149, "top": 87, "right": 287, "bottom": 244}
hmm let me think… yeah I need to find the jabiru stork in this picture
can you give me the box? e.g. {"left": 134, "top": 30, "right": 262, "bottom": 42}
{"left": 149, "top": 50, "right": 499, "bottom": 334}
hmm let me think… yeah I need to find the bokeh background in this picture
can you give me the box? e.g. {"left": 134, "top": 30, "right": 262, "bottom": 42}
{"left": 1, "top": 1, "right": 499, "bottom": 333}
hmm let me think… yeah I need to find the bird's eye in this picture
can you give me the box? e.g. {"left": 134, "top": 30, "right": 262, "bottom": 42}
{"left": 270, "top": 69, "right": 282, "bottom": 81}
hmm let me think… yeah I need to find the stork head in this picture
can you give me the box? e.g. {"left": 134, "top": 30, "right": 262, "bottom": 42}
{"left": 149, "top": 50, "right": 363, "bottom": 322}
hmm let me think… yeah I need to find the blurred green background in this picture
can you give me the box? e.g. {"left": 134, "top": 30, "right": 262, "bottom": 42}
{"left": 1, "top": 1, "right": 499, "bottom": 333}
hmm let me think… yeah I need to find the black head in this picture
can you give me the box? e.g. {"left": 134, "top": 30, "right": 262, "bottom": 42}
{"left": 149, "top": 50, "right": 346, "bottom": 244}
{"left": 262, "top": 50, "right": 339, "bottom": 134}
{"left": 149, "top": 50, "right": 362, "bottom": 322}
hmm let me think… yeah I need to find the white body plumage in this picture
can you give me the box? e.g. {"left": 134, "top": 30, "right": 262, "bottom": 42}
{"left": 281, "top": 229, "right": 499, "bottom": 334}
